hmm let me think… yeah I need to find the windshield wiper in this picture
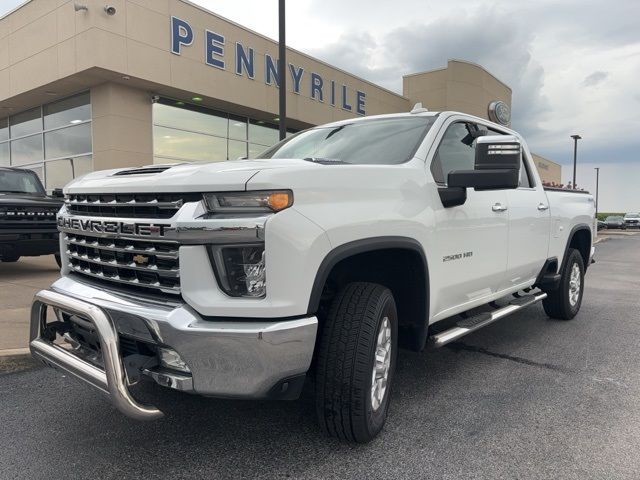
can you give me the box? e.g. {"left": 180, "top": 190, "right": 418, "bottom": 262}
{"left": 0, "top": 190, "right": 31, "bottom": 194}
{"left": 303, "top": 157, "right": 347, "bottom": 165}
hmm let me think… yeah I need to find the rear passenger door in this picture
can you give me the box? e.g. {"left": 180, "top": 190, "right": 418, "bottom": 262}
{"left": 429, "top": 119, "right": 510, "bottom": 318}
{"left": 476, "top": 124, "right": 552, "bottom": 288}
{"left": 502, "top": 151, "right": 551, "bottom": 288}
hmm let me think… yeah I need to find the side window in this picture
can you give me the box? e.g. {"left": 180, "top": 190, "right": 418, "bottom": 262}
{"left": 520, "top": 154, "right": 534, "bottom": 188}
{"left": 431, "top": 122, "right": 477, "bottom": 184}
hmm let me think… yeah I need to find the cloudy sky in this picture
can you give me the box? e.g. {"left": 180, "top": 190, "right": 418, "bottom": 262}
{"left": 1, "top": 0, "right": 639, "bottom": 210}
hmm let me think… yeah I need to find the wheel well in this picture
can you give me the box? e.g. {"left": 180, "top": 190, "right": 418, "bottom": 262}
{"left": 568, "top": 228, "right": 591, "bottom": 268}
{"left": 315, "top": 248, "right": 428, "bottom": 351}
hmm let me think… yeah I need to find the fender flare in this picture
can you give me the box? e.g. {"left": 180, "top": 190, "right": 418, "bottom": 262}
{"left": 307, "top": 236, "right": 430, "bottom": 350}
{"left": 561, "top": 224, "right": 592, "bottom": 272}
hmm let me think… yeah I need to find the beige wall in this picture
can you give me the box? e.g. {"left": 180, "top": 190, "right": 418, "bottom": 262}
{"left": 403, "top": 59, "right": 512, "bottom": 123}
{"left": 532, "top": 153, "right": 562, "bottom": 185}
{"left": 91, "top": 82, "right": 152, "bottom": 171}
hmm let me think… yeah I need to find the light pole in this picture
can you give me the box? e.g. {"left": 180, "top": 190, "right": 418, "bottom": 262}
{"left": 278, "top": 0, "right": 286, "bottom": 140}
{"left": 571, "top": 134, "right": 581, "bottom": 189}
{"left": 594, "top": 167, "right": 600, "bottom": 218}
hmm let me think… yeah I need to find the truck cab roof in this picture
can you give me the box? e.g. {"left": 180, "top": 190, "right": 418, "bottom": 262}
{"left": 318, "top": 110, "right": 519, "bottom": 136}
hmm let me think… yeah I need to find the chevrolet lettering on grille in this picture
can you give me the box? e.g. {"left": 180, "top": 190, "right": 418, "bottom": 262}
{"left": 58, "top": 217, "right": 170, "bottom": 237}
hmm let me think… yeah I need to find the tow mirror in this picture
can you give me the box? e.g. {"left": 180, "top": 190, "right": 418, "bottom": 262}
{"left": 448, "top": 135, "right": 521, "bottom": 191}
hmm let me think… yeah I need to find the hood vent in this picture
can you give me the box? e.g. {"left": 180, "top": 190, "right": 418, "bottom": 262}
{"left": 113, "top": 166, "right": 173, "bottom": 176}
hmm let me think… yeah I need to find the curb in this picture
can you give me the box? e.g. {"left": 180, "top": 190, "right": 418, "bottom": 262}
{"left": 0, "top": 348, "right": 31, "bottom": 360}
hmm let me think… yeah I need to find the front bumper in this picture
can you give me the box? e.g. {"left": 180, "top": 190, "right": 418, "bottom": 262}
{"left": 30, "top": 275, "right": 318, "bottom": 420}
{"left": 0, "top": 229, "right": 59, "bottom": 256}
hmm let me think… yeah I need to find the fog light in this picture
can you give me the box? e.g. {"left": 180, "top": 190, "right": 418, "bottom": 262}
{"left": 158, "top": 347, "right": 190, "bottom": 373}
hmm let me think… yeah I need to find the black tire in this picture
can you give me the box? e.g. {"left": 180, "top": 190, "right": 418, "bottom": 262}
{"left": 54, "top": 253, "right": 62, "bottom": 268}
{"left": 543, "top": 248, "right": 585, "bottom": 320}
{"left": 315, "top": 282, "right": 398, "bottom": 443}
{"left": 1, "top": 254, "right": 20, "bottom": 262}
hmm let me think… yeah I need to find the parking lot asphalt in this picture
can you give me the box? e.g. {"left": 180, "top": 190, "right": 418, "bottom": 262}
{"left": 1, "top": 235, "right": 639, "bottom": 479}
{"left": 0, "top": 255, "right": 60, "bottom": 351}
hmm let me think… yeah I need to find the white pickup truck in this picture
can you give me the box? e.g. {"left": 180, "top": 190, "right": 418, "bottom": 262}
{"left": 30, "top": 110, "right": 595, "bottom": 442}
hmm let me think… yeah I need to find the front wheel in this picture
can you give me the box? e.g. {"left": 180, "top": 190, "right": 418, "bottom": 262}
{"left": 315, "top": 282, "right": 398, "bottom": 443}
{"left": 543, "top": 248, "right": 585, "bottom": 320}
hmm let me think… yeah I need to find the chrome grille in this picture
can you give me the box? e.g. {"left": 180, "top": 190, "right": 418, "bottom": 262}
{"left": 64, "top": 232, "right": 180, "bottom": 294}
{"left": 65, "top": 193, "right": 202, "bottom": 219}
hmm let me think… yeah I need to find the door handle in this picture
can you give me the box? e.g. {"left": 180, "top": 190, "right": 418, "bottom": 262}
{"left": 492, "top": 203, "right": 508, "bottom": 212}
{"left": 537, "top": 203, "right": 549, "bottom": 211}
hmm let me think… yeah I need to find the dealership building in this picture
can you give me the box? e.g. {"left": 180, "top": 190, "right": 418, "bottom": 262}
{"left": 0, "top": 0, "right": 561, "bottom": 192}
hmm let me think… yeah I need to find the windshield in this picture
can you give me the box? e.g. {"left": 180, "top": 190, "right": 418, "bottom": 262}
{"left": 625, "top": 213, "right": 640, "bottom": 218}
{"left": 258, "top": 117, "right": 435, "bottom": 165}
{"left": 606, "top": 216, "right": 623, "bottom": 221}
{"left": 0, "top": 169, "right": 45, "bottom": 195}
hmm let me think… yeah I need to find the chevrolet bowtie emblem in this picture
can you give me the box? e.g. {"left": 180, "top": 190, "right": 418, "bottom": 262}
{"left": 132, "top": 254, "right": 149, "bottom": 265}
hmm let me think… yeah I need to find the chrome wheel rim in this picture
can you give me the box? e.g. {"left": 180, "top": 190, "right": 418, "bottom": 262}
{"left": 568, "top": 263, "right": 581, "bottom": 307}
{"left": 371, "top": 316, "right": 392, "bottom": 412}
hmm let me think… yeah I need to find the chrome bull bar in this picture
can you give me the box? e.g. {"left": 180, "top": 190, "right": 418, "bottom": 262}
{"left": 29, "top": 289, "right": 163, "bottom": 421}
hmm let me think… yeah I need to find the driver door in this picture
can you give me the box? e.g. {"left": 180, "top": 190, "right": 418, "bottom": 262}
{"left": 429, "top": 120, "right": 509, "bottom": 319}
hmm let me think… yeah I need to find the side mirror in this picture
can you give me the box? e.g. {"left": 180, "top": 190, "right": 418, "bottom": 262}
{"left": 448, "top": 135, "right": 521, "bottom": 190}
{"left": 52, "top": 188, "right": 64, "bottom": 198}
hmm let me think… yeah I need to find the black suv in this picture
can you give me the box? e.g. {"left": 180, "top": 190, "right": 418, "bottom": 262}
{"left": 0, "top": 167, "right": 63, "bottom": 265}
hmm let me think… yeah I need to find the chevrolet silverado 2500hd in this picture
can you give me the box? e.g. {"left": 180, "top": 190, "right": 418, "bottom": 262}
{"left": 30, "top": 111, "right": 595, "bottom": 442}
{"left": 1, "top": 167, "right": 62, "bottom": 265}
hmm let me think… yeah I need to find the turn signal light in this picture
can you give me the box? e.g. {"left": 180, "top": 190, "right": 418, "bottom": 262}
{"left": 267, "top": 191, "right": 292, "bottom": 211}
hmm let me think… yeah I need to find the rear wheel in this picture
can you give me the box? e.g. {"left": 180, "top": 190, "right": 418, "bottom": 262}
{"left": 543, "top": 248, "right": 585, "bottom": 320}
{"left": 315, "top": 282, "right": 398, "bottom": 443}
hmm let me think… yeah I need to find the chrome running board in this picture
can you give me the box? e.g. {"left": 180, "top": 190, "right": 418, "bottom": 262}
{"left": 30, "top": 289, "right": 163, "bottom": 421}
{"left": 430, "top": 292, "right": 548, "bottom": 348}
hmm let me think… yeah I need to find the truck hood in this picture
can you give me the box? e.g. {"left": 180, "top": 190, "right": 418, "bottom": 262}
{"left": 64, "top": 159, "right": 319, "bottom": 194}
{"left": 0, "top": 193, "right": 62, "bottom": 208}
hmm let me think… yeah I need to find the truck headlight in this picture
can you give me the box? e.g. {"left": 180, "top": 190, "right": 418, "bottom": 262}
{"left": 209, "top": 244, "right": 266, "bottom": 297}
{"left": 203, "top": 190, "right": 292, "bottom": 214}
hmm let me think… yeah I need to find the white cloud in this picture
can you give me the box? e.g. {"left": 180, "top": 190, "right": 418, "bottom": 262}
{"left": 582, "top": 71, "right": 608, "bottom": 87}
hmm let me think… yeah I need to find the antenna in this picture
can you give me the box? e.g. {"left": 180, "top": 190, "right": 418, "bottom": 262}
{"left": 410, "top": 102, "right": 429, "bottom": 114}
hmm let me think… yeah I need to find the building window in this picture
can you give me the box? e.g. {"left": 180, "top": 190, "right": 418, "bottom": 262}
{"left": 0, "top": 117, "right": 8, "bottom": 142}
{"left": 152, "top": 98, "right": 290, "bottom": 164}
{"left": 43, "top": 92, "right": 91, "bottom": 130}
{"left": 153, "top": 126, "right": 227, "bottom": 162}
{"left": 10, "top": 107, "right": 41, "bottom": 138}
{"left": 43, "top": 155, "right": 93, "bottom": 191}
{"left": 0, "top": 91, "right": 92, "bottom": 192}
{"left": 10, "top": 134, "right": 43, "bottom": 166}
{"left": 44, "top": 123, "right": 92, "bottom": 159}
{"left": 0, "top": 140, "right": 10, "bottom": 167}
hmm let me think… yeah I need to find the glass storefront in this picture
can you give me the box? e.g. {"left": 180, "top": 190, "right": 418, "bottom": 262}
{"left": 153, "top": 98, "right": 292, "bottom": 164}
{"left": 0, "top": 91, "right": 92, "bottom": 191}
